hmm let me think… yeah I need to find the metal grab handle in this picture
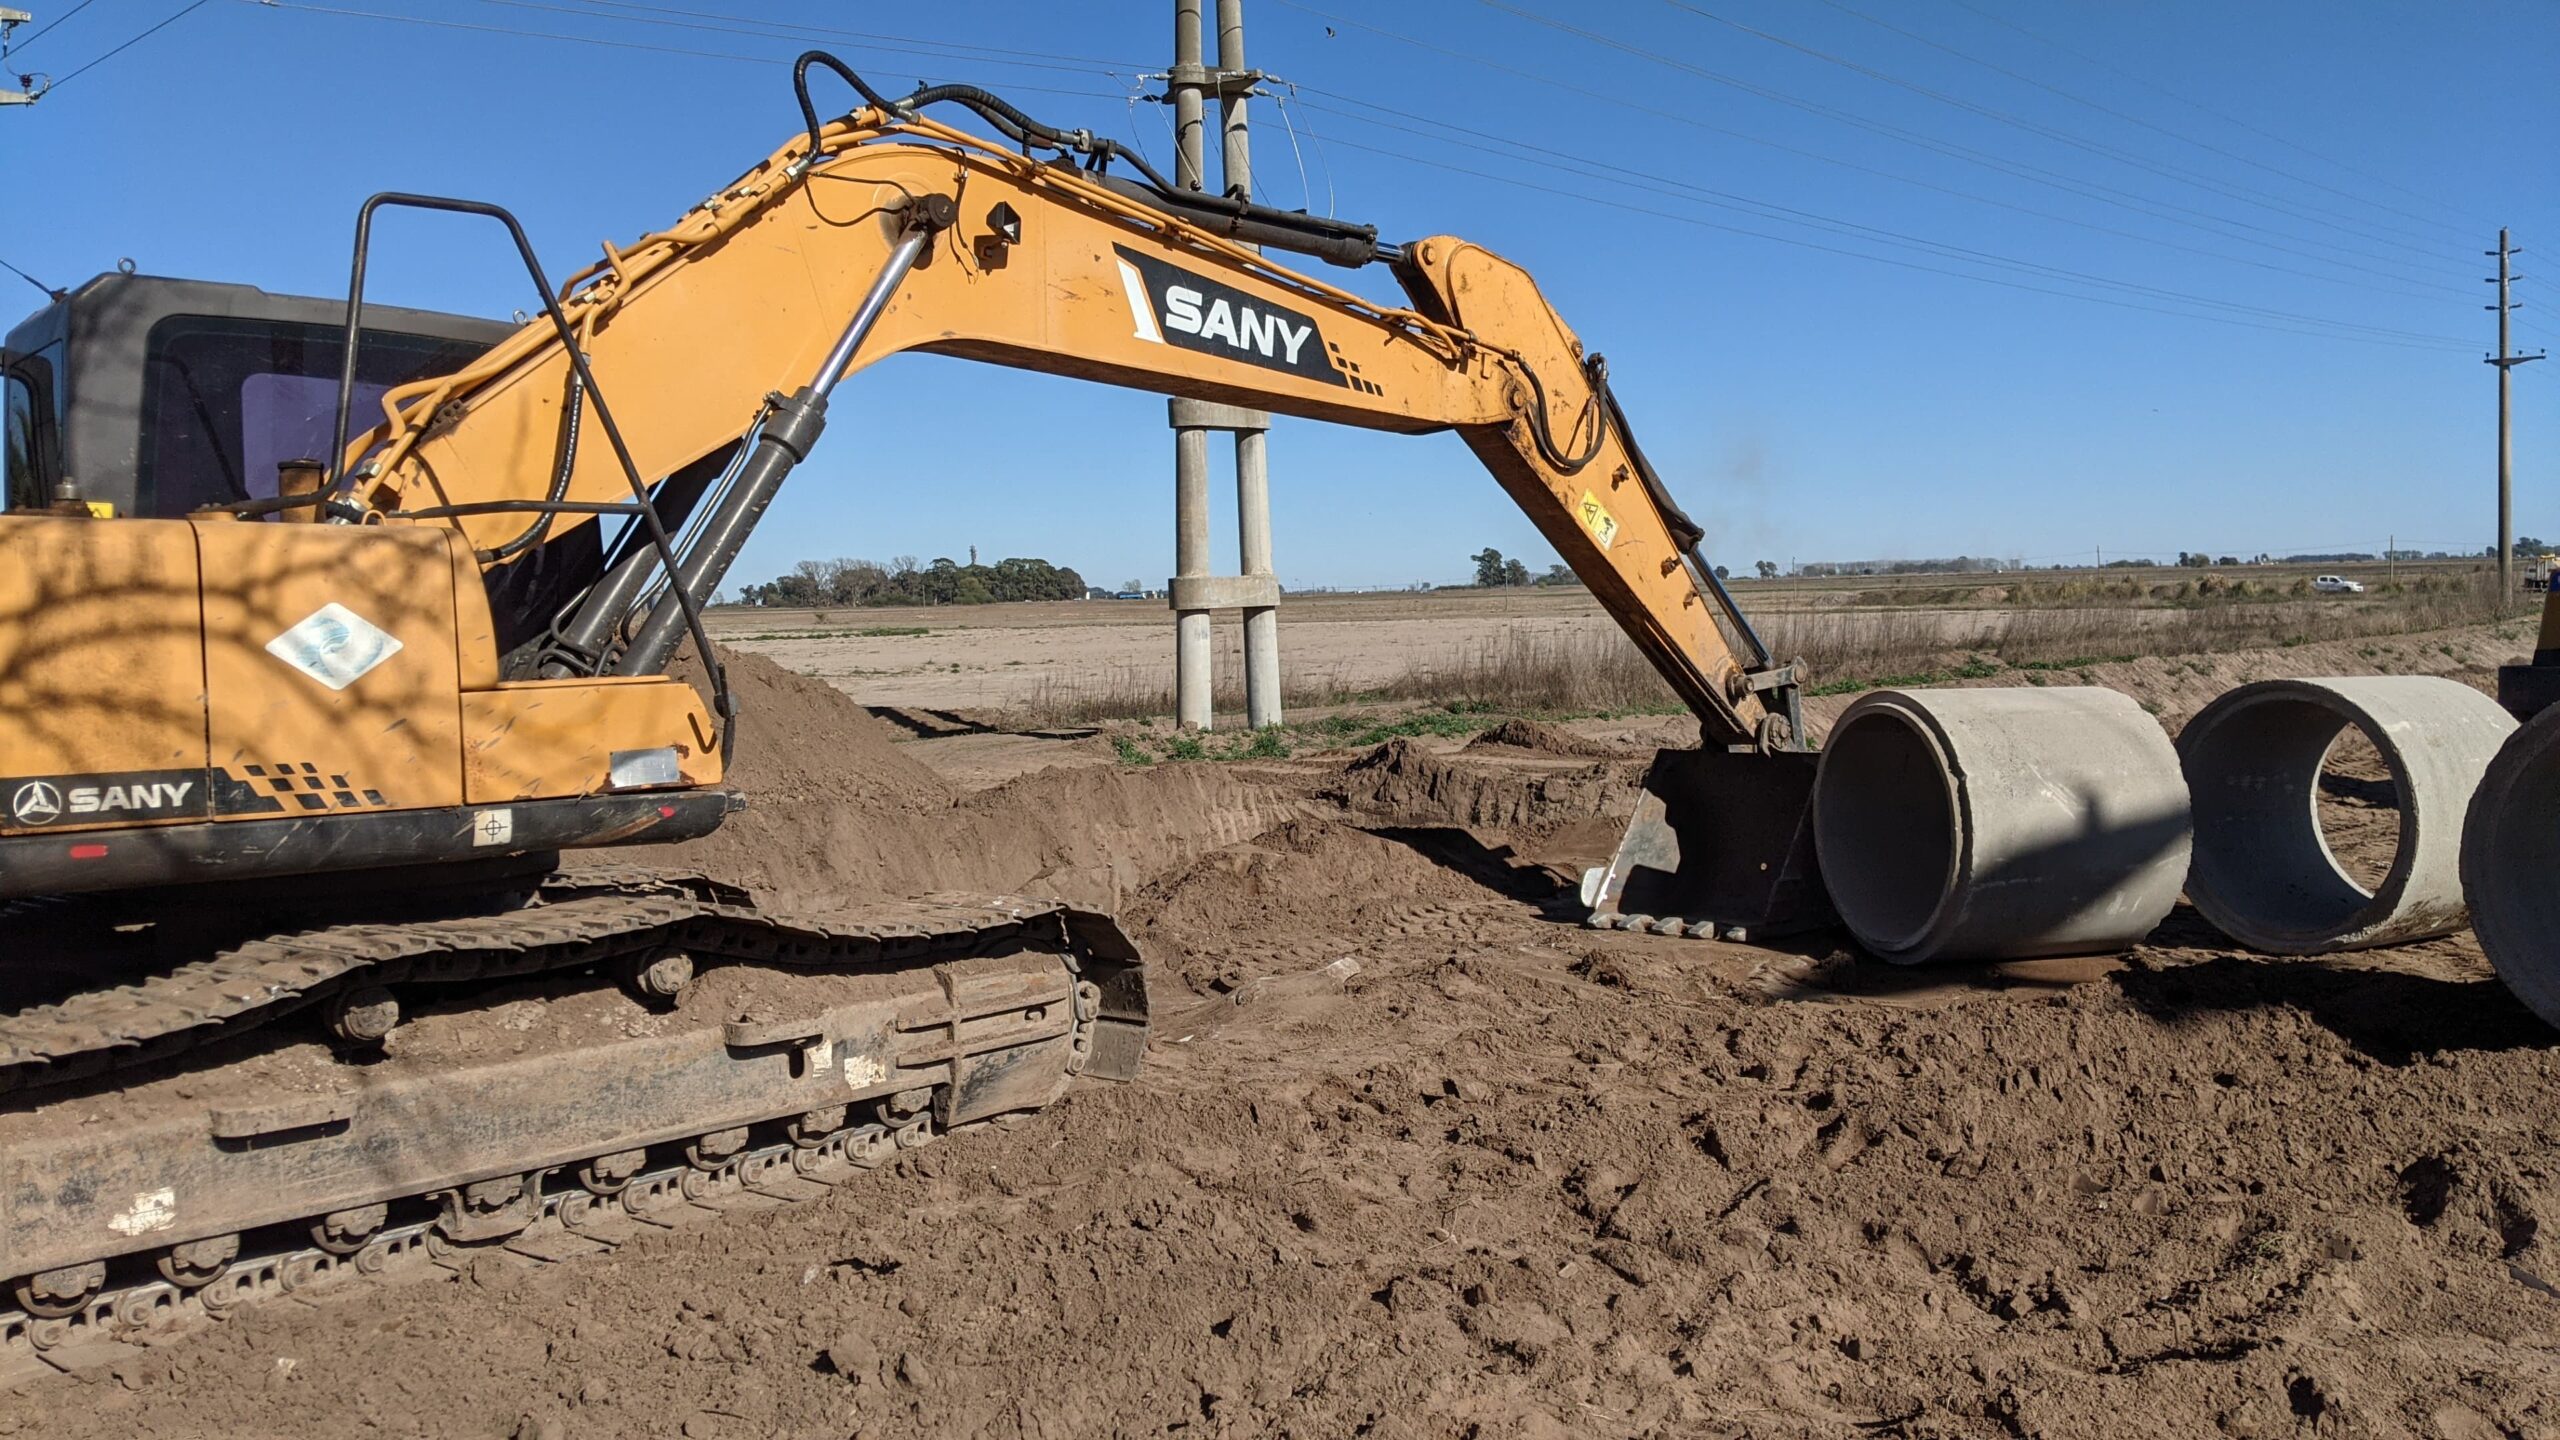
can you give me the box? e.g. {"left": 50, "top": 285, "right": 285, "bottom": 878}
{"left": 324, "top": 191, "right": 733, "bottom": 761}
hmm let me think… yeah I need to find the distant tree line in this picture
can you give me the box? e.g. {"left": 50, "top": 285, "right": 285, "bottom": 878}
{"left": 1467, "top": 548, "right": 1590, "bottom": 588}
{"left": 1792, "top": 555, "right": 2014, "bottom": 577}
{"left": 729, "top": 555, "right": 1087, "bottom": 607}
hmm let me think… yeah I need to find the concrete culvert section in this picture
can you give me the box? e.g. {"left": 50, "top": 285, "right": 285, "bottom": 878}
{"left": 2178, "top": 676, "right": 2515, "bottom": 953}
{"left": 1813, "top": 688, "right": 2191, "bottom": 964}
{"left": 2463, "top": 704, "right": 2560, "bottom": 1027}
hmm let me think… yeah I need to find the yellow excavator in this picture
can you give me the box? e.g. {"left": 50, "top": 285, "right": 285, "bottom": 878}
{"left": 0, "top": 55, "right": 1813, "bottom": 1357}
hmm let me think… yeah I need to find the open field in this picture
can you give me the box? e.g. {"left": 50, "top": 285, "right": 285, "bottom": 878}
{"left": 711, "top": 560, "right": 2519, "bottom": 722}
{"left": 32, "top": 615, "right": 2560, "bottom": 1439}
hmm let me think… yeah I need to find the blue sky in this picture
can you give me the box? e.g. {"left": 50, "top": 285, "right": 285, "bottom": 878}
{"left": 5, "top": 0, "right": 2553, "bottom": 588}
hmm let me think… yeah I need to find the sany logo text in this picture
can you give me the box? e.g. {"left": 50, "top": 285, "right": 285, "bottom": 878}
{"left": 1155, "top": 286, "right": 1314, "bottom": 365}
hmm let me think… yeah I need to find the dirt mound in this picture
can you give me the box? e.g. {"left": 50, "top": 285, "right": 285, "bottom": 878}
{"left": 688, "top": 648, "right": 955, "bottom": 810}
{"left": 623, "top": 650, "right": 1314, "bottom": 914}
{"left": 1466, "top": 716, "right": 1621, "bottom": 757}
{"left": 1329, "top": 737, "right": 1637, "bottom": 832}
{"left": 1122, "top": 817, "right": 1510, "bottom": 989}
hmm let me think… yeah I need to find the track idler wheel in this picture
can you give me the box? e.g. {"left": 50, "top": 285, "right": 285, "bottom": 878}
{"left": 14, "top": 1261, "right": 104, "bottom": 1319}
{"left": 154, "top": 1233, "right": 241, "bottom": 1289}
{"left": 621, "top": 948, "right": 696, "bottom": 1004}
{"left": 325, "top": 986, "right": 402, "bottom": 1045}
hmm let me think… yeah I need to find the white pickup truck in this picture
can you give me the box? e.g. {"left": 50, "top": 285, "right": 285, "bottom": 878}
{"left": 2313, "top": 575, "right": 2366, "bottom": 595}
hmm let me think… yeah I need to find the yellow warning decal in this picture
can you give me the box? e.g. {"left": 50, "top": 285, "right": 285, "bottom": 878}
{"left": 1576, "top": 491, "right": 1619, "bottom": 550}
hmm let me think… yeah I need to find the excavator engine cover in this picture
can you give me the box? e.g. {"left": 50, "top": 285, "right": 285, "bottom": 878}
{"left": 1583, "top": 747, "right": 1829, "bottom": 942}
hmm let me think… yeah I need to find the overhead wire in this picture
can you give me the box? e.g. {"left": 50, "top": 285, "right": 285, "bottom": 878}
{"left": 1467, "top": 0, "right": 2475, "bottom": 282}
{"left": 553, "top": 0, "right": 1142, "bottom": 71}
{"left": 240, "top": 0, "right": 2491, "bottom": 358}
{"left": 1306, "top": 127, "right": 2475, "bottom": 353}
{"left": 1269, "top": 0, "right": 2482, "bottom": 304}
{"left": 1807, "top": 0, "right": 2472, "bottom": 241}
{"left": 1295, "top": 79, "right": 2473, "bottom": 309}
{"left": 44, "top": 0, "right": 209, "bottom": 91}
{"left": 1937, "top": 0, "right": 2500, "bottom": 230}
{"left": 1284, "top": 94, "right": 2476, "bottom": 346}
{"left": 1646, "top": 0, "right": 2468, "bottom": 255}
{"left": 242, "top": 0, "right": 1130, "bottom": 101}
{"left": 1, "top": 0, "right": 99, "bottom": 56}
{"left": 474, "top": 0, "right": 1131, "bottom": 79}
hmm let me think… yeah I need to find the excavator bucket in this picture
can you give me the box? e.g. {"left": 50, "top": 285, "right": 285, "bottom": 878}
{"left": 1583, "top": 747, "right": 1830, "bottom": 942}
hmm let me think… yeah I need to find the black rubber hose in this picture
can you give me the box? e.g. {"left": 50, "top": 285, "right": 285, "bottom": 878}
{"left": 795, "top": 51, "right": 899, "bottom": 162}
{"left": 1515, "top": 353, "right": 1609, "bottom": 477}
{"left": 479, "top": 369, "right": 584, "bottom": 565}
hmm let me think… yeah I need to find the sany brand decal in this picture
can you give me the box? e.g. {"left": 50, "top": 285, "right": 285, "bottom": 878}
{"left": 1112, "top": 245, "right": 1349, "bottom": 388}
{"left": 5, "top": 768, "right": 207, "bottom": 828}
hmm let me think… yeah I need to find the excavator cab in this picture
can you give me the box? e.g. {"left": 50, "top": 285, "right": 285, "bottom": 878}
{"left": 2, "top": 272, "right": 509, "bottom": 519}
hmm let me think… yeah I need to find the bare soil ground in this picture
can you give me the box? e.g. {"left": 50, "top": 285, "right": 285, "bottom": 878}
{"left": 707, "top": 568, "right": 2504, "bottom": 719}
{"left": 14, "top": 621, "right": 2559, "bottom": 1440}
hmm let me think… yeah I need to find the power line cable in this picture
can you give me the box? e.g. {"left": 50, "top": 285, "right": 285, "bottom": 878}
{"left": 1272, "top": 0, "right": 2480, "bottom": 301}
{"left": 46, "top": 0, "right": 209, "bottom": 91}
{"left": 1302, "top": 127, "right": 2475, "bottom": 353}
{"left": 556, "top": 0, "right": 1142, "bottom": 71}
{"left": 3, "top": 0, "right": 99, "bottom": 56}
{"left": 473, "top": 0, "right": 1130, "bottom": 79}
{"left": 1295, "top": 79, "right": 2472, "bottom": 309}
{"left": 1937, "top": 0, "right": 2499, "bottom": 229}
{"left": 1300, "top": 116, "right": 2478, "bottom": 348}
{"left": 248, "top": 0, "right": 1130, "bottom": 99}
{"left": 1809, "top": 0, "right": 2471, "bottom": 241}
{"left": 1463, "top": 0, "right": 2478, "bottom": 285}
{"left": 1288, "top": 95, "right": 2474, "bottom": 345}
{"left": 1648, "top": 0, "right": 2467, "bottom": 255}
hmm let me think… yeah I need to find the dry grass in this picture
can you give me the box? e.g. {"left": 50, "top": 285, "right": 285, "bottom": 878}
{"left": 1011, "top": 576, "right": 2521, "bottom": 724}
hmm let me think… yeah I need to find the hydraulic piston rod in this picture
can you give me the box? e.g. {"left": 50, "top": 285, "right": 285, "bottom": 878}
{"left": 606, "top": 196, "right": 954, "bottom": 677}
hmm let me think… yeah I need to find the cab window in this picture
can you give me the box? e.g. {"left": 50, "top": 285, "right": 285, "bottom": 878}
{"left": 135, "top": 316, "right": 487, "bottom": 516}
{"left": 4, "top": 369, "right": 42, "bottom": 510}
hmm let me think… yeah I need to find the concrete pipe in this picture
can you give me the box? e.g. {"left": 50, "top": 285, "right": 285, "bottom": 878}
{"left": 2462, "top": 704, "right": 2560, "bottom": 1027}
{"left": 2178, "top": 677, "right": 2514, "bottom": 954}
{"left": 1812, "top": 688, "right": 2191, "bottom": 964}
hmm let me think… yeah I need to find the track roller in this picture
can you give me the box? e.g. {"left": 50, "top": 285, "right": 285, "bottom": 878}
{"left": 14, "top": 1262, "right": 103, "bottom": 1320}
{"left": 155, "top": 1233, "right": 240, "bottom": 1289}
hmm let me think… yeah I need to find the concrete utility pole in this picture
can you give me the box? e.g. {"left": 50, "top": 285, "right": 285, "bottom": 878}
{"left": 0, "top": 10, "right": 40, "bottom": 107}
{"left": 2488, "top": 228, "right": 2547, "bottom": 600}
{"left": 1164, "top": 0, "right": 1282, "bottom": 730}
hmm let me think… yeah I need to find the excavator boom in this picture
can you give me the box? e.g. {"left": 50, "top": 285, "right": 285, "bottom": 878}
{"left": 334, "top": 107, "right": 1796, "bottom": 751}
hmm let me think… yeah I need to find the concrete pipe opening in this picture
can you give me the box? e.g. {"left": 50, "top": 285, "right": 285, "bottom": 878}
{"left": 2463, "top": 704, "right": 2560, "bottom": 1027}
{"left": 2178, "top": 677, "right": 2515, "bottom": 954}
{"left": 1812, "top": 688, "right": 2190, "bottom": 964}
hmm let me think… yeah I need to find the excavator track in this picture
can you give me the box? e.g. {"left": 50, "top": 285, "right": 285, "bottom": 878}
{"left": 0, "top": 874, "right": 1148, "bottom": 1381}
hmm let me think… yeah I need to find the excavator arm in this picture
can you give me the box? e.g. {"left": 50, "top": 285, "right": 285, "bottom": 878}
{"left": 334, "top": 100, "right": 1797, "bottom": 752}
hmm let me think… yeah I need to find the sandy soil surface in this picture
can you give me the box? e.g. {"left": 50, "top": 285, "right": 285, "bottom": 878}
{"left": 708, "top": 589, "right": 2206, "bottom": 713}
{"left": 12, "top": 626, "right": 2558, "bottom": 1439}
